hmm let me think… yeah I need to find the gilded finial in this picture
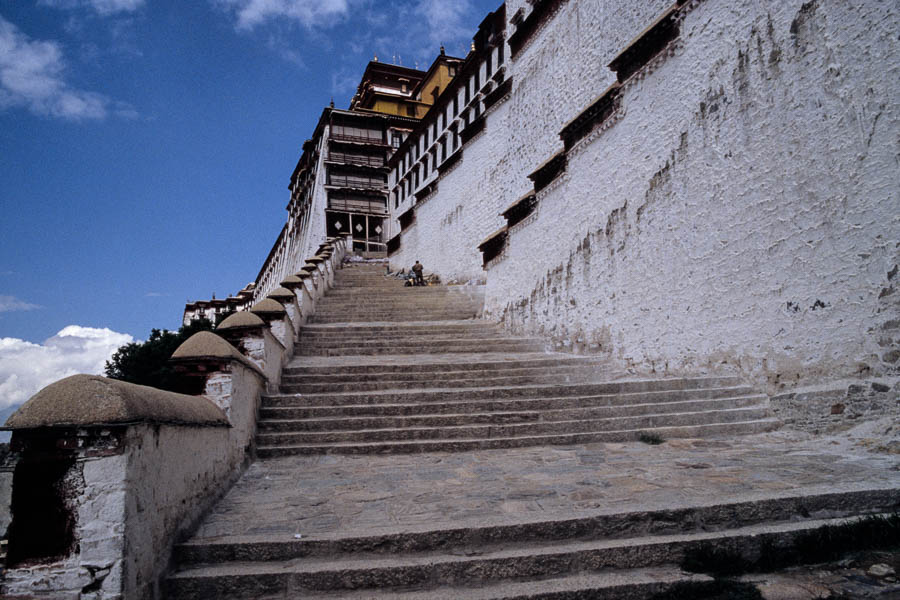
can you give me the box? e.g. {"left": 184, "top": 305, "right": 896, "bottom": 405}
{"left": 471, "top": 41, "right": 476, "bottom": 52}
{"left": 330, "top": 98, "right": 335, "bottom": 108}
{"left": 373, "top": 53, "right": 378, "bottom": 62}
{"left": 440, "top": 45, "right": 445, "bottom": 56}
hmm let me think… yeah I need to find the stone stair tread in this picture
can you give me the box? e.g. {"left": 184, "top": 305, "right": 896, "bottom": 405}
{"left": 176, "top": 486, "right": 900, "bottom": 556}
{"left": 286, "top": 352, "right": 597, "bottom": 369}
{"left": 258, "top": 394, "right": 767, "bottom": 427}
{"left": 256, "top": 418, "right": 782, "bottom": 453}
{"left": 169, "top": 514, "right": 856, "bottom": 580}
{"left": 256, "top": 407, "right": 771, "bottom": 440}
{"left": 272, "top": 376, "right": 745, "bottom": 401}
{"left": 264, "top": 385, "right": 758, "bottom": 407}
{"left": 272, "top": 567, "right": 711, "bottom": 600}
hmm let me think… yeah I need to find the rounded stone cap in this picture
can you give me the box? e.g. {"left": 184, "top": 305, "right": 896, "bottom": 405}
{"left": 280, "top": 275, "right": 302, "bottom": 287}
{"left": 299, "top": 265, "right": 317, "bottom": 273}
{"left": 170, "top": 332, "right": 265, "bottom": 377}
{"left": 217, "top": 311, "right": 265, "bottom": 330}
{"left": 297, "top": 271, "right": 313, "bottom": 280}
{"left": 267, "top": 286, "right": 295, "bottom": 300}
{"left": 250, "top": 298, "right": 287, "bottom": 315}
{"left": 4, "top": 374, "right": 228, "bottom": 430}
{"left": 306, "top": 257, "right": 325, "bottom": 264}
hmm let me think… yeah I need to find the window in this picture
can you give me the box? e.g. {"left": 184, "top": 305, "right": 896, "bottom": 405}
{"left": 453, "top": 94, "right": 459, "bottom": 116}
{"left": 440, "top": 136, "right": 446, "bottom": 161}
{"left": 486, "top": 52, "right": 492, "bottom": 76}
{"left": 432, "top": 121, "right": 437, "bottom": 140}
{"left": 407, "top": 104, "right": 415, "bottom": 117}
{"left": 465, "top": 79, "right": 471, "bottom": 104}
{"left": 498, "top": 42, "right": 504, "bottom": 65}
{"left": 392, "top": 133, "right": 401, "bottom": 148}
{"left": 474, "top": 68, "right": 480, "bottom": 90}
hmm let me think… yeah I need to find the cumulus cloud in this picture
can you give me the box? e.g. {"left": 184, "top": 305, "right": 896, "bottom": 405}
{"left": 39, "top": 0, "right": 145, "bottom": 16}
{"left": 0, "top": 15, "right": 135, "bottom": 120}
{"left": 0, "top": 295, "right": 41, "bottom": 313}
{"left": 216, "top": 0, "right": 350, "bottom": 30}
{"left": 0, "top": 325, "right": 134, "bottom": 411}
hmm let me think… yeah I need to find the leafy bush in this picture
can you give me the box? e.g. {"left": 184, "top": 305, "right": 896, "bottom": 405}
{"left": 104, "top": 318, "right": 214, "bottom": 393}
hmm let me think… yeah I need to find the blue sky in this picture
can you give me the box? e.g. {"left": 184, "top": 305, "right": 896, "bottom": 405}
{"left": 0, "top": 0, "right": 501, "bottom": 411}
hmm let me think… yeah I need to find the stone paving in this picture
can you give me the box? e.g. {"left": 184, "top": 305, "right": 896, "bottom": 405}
{"left": 193, "top": 418, "right": 900, "bottom": 544}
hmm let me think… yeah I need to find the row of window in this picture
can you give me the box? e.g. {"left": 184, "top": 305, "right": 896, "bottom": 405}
{"left": 390, "top": 43, "right": 505, "bottom": 209}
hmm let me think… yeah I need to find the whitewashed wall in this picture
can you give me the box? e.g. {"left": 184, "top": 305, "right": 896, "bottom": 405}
{"left": 390, "top": 0, "right": 900, "bottom": 393}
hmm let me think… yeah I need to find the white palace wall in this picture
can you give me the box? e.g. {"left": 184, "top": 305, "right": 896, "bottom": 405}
{"left": 391, "top": 0, "right": 900, "bottom": 393}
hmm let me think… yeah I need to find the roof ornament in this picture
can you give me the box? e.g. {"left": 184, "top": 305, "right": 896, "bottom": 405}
{"left": 373, "top": 52, "right": 378, "bottom": 62}
{"left": 330, "top": 98, "right": 335, "bottom": 108}
{"left": 471, "top": 41, "right": 476, "bottom": 52}
{"left": 440, "top": 45, "right": 446, "bottom": 56}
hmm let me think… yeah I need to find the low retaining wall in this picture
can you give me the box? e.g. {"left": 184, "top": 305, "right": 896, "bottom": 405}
{"left": 0, "top": 236, "right": 351, "bottom": 599}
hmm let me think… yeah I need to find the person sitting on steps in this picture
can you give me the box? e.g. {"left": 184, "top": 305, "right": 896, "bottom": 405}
{"left": 412, "top": 260, "right": 425, "bottom": 286}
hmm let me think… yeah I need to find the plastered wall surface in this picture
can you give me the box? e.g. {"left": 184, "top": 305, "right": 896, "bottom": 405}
{"left": 394, "top": 0, "right": 900, "bottom": 393}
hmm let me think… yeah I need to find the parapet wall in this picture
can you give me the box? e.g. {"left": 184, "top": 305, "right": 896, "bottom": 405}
{"left": 391, "top": 0, "right": 900, "bottom": 393}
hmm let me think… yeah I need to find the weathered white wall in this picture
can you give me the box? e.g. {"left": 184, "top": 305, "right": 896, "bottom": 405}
{"left": 392, "top": 0, "right": 900, "bottom": 393}
{"left": 2, "top": 363, "right": 264, "bottom": 600}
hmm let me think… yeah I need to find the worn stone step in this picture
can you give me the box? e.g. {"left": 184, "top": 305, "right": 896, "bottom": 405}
{"left": 294, "top": 341, "right": 545, "bottom": 357}
{"left": 258, "top": 395, "right": 767, "bottom": 432}
{"left": 298, "top": 329, "right": 520, "bottom": 342}
{"left": 267, "top": 376, "right": 746, "bottom": 407}
{"left": 280, "top": 369, "right": 629, "bottom": 393}
{"left": 310, "top": 309, "right": 482, "bottom": 318}
{"left": 173, "top": 487, "right": 897, "bottom": 564}
{"left": 289, "top": 568, "right": 711, "bottom": 600}
{"left": 260, "top": 386, "right": 758, "bottom": 419}
{"left": 255, "top": 419, "right": 781, "bottom": 456}
{"left": 310, "top": 313, "right": 482, "bottom": 323}
{"left": 167, "top": 512, "right": 874, "bottom": 598}
{"left": 280, "top": 364, "right": 608, "bottom": 388}
{"left": 282, "top": 362, "right": 606, "bottom": 384}
{"left": 260, "top": 386, "right": 759, "bottom": 418}
{"left": 282, "top": 354, "right": 602, "bottom": 376}
{"left": 256, "top": 407, "right": 771, "bottom": 445}
{"left": 315, "top": 300, "right": 484, "bottom": 310}
{"left": 299, "top": 320, "right": 497, "bottom": 334}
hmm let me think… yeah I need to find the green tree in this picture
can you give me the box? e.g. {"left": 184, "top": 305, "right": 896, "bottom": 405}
{"left": 104, "top": 318, "right": 214, "bottom": 392}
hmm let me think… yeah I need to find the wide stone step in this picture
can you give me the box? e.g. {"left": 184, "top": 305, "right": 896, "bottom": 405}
{"left": 167, "top": 507, "right": 889, "bottom": 598}
{"left": 255, "top": 419, "right": 780, "bottom": 456}
{"left": 280, "top": 369, "right": 626, "bottom": 393}
{"left": 316, "top": 298, "right": 484, "bottom": 307}
{"left": 282, "top": 362, "right": 605, "bottom": 383}
{"left": 280, "top": 364, "right": 608, "bottom": 389}
{"left": 266, "top": 376, "right": 745, "bottom": 407}
{"left": 172, "top": 487, "right": 897, "bottom": 565}
{"left": 282, "top": 354, "right": 601, "bottom": 376}
{"left": 260, "top": 386, "right": 759, "bottom": 418}
{"left": 294, "top": 340, "right": 545, "bottom": 357}
{"left": 258, "top": 394, "right": 766, "bottom": 432}
{"left": 325, "top": 288, "right": 485, "bottom": 296}
{"left": 256, "top": 406, "right": 771, "bottom": 445}
{"left": 311, "top": 308, "right": 482, "bottom": 317}
{"left": 310, "top": 313, "right": 481, "bottom": 323}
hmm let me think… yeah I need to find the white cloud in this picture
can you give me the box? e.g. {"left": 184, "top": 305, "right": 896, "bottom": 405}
{"left": 216, "top": 0, "right": 350, "bottom": 30}
{"left": 0, "top": 295, "right": 41, "bottom": 313}
{"left": 415, "top": 0, "right": 473, "bottom": 46}
{"left": 39, "top": 0, "right": 145, "bottom": 16}
{"left": 0, "top": 325, "right": 134, "bottom": 411}
{"left": 0, "top": 16, "right": 134, "bottom": 120}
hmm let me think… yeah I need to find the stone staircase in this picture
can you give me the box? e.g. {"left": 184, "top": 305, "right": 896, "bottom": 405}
{"left": 255, "top": 263, "right": 777, "bottom": 457}
{"left": 165, "top": 263, "right": 899, "bottom": 598}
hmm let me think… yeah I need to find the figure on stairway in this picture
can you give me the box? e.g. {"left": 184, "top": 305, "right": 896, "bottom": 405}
{"left": 412, "top": 260, "right": 425, "bottom": 286}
